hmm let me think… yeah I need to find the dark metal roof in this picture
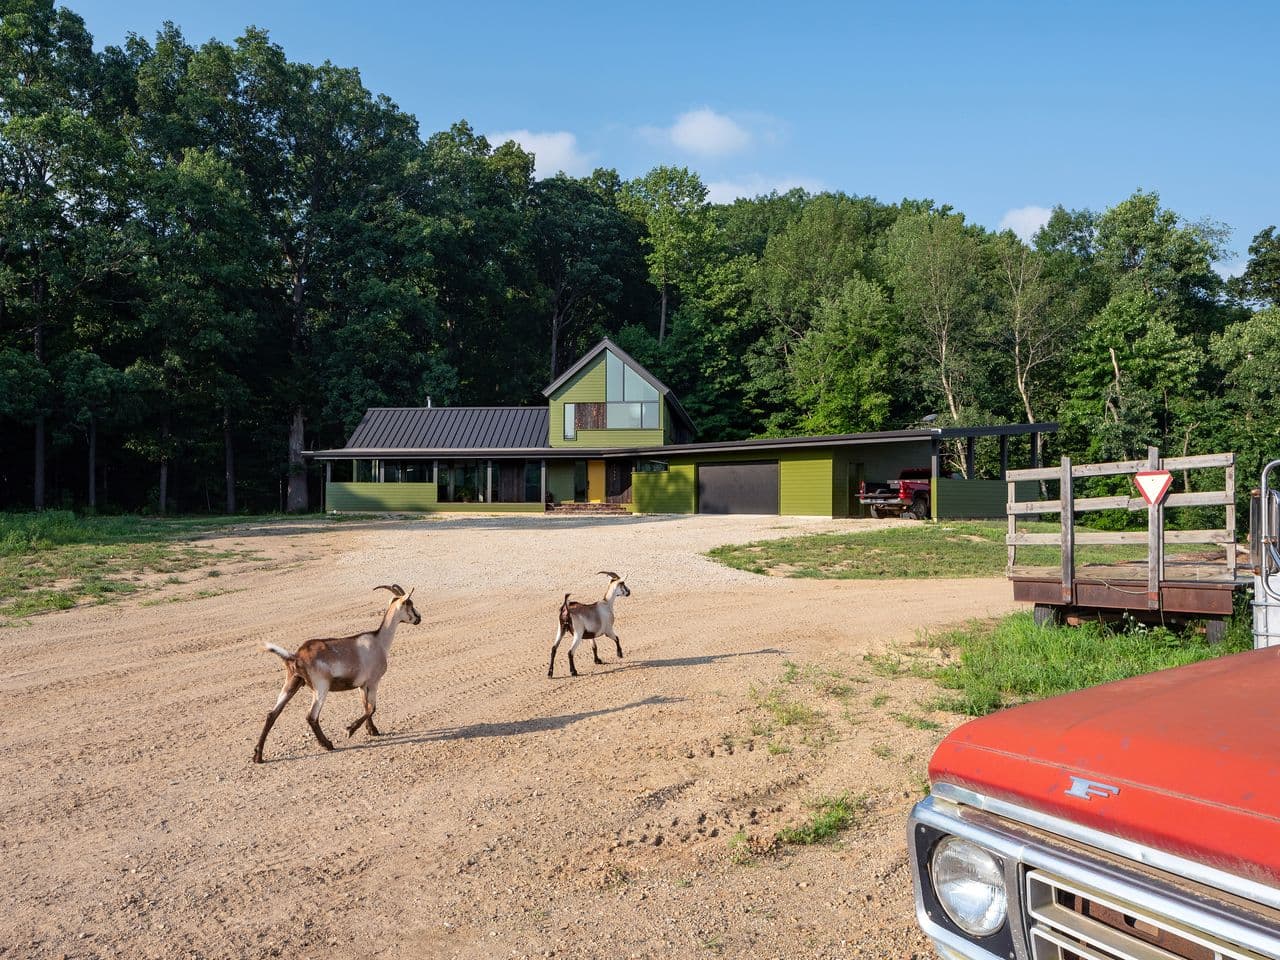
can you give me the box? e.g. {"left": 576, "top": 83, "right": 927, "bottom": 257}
{"left": 344, "top": 407, "right": 550, "bottom": 450}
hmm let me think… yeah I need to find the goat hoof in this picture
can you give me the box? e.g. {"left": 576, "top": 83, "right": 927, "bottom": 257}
{"left": 593, "top": 657, "right": 604, "bottom": 665}
{"left": 252, "top": 753, "right": 263, "bottom": 764}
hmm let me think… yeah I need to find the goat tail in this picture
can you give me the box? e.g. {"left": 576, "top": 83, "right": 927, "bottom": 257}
{"left": 262, "top": 643, "right": 296, "bottom": 661}
{"left": 559, "top": 593, "right": 572, "bottom": 626}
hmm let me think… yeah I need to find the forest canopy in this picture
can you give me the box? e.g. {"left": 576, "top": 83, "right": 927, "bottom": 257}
{"left": 2, "top": 0, "right": 1277, "bottom": 513}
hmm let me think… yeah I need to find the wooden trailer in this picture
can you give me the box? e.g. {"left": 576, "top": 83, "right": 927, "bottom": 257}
{"left": 1005, "top": 447, "right": 1247, "bottom": 641}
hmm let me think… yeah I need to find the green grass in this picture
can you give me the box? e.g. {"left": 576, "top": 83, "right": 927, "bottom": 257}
{"left": 776, "top": 794, "right": 864, "bottom": 845}
{"left": 0, "top": 511, "right": 267, "bottom": 619}
{"left": 930, "top": 611, "right": 1252, "bottom": 716}
{"left": 706, "top": 520, "right": 1202, "bottom": 580}
{"left": 890, "top": 711, "right": 942, "bottom": 731}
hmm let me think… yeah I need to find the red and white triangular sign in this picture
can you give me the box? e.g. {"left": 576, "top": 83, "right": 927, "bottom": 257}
{"left": 1133, "top": 470, "right": 1173, "bottom": 506}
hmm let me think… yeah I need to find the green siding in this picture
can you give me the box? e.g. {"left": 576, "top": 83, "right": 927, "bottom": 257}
{"left": 547, "top": 461, "right": 576, "bottom": 503}
{"left": 326, "top": 482, "right": 540, "bottom": 513}
{"left": 632, "top": 465, "right": 696, "bottom": 513}
{"left": 779, "top": 453, "right": 834, "bottom": 516}
{"left": 548, "top": 352, "right": 666, "bottom": 448}
{"left": 647, "top": 449, "right": 836, "bottom": 516}
{"left": 935, "top": 478, "right": 1006, "bottom": 519}
{"left": 831, "top": 452, "right": 851, "bottom": 518}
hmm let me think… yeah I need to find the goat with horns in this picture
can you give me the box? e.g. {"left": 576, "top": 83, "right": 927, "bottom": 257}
{"left": 252, "top": 584, "right": 421, "bottom": 763}
{"left": 549, "top": 571, "right": 631, "bottom": 678}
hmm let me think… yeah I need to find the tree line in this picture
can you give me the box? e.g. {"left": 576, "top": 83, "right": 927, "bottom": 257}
{"left": 3, "top": 0, "right": 1279, "bottom": 514}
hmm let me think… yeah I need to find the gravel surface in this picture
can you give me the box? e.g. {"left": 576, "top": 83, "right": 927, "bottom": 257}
{"left": 0, "top": 514, "right": 1019, "bottom": 959}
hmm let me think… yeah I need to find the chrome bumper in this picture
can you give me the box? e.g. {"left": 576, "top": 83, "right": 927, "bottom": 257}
{"left": 909, "top": 785, "right": 1280, "bottom": 960}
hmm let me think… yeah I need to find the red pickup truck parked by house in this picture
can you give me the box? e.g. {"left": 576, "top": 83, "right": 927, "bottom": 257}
{"left": 908, "top": 648, "right": 1280, "bottom": 959}
{"left": 858, "top": 467, "right": 931, "bottom": 519}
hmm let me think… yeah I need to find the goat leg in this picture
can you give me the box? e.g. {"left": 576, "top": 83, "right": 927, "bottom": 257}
{"left": 307, "top": 689, "right": 335, "bottom": 751}
{"left": 548, "top": 626, "right": 565, "bottom": 678}
{"left": 253, "top": 675, "right": 304, "bottom": 763}
{"left": 612, "top": 632, "right": 623, "bottom": 659}
{"left": 347, "top": 687, "right": 380, "bottom": 738}
{"left": 592, "top": 637, "right": 603, "bottom": 665}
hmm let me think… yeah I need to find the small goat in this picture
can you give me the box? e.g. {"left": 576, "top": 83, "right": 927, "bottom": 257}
{"left": 548, "top": 571, "right": 631, "bottom": 678}
{"left": 252, "top": 584, "right": 421, "bottom": 763}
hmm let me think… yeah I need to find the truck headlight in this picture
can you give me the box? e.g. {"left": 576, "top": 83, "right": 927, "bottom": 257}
{"left": 930, "top": 836, "right": 1008, "bottom": 937}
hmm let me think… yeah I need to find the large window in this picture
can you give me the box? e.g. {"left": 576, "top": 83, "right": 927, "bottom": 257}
{"left": 604, "top": 350, "right": 660, "bottom": 429}
{"left": 564, "top": 403, "right": 576, "bottom": 439}
{"left": 383, "top": 460, "right": 434, "bottom": 483}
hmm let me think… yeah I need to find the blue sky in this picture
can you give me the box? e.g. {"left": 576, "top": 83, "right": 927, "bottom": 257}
{"left": 72, "top": 1, "right": 1278, "bottom": 269}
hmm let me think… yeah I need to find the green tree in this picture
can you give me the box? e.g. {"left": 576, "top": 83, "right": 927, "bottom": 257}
{"left": 883, "top": 211, "right": 984, "bottom": 425}
{"left": 621, "top": 166, "right": 709, "bottom": 343}
{"left": 1231, "top": 226, "right": 1280, "bottom": 307}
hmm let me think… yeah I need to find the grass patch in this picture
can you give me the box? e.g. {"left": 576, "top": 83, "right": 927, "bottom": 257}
{"left": 776, "top": 794, "right": 864, "bottom": 845}
{"left": 750, "top": 685, "right": 822, "bottom": 729}
{"left": 890, "top": 711, "right": 942, "bottom": 731}
{"left": 706, "top": 520, "right": 1203, "bottom": 580}
{"left": 0, "top": 511, "right": 266, "bottom": 618}
{"left": 931, "top": 611, "right": 1252, "bottom": 716}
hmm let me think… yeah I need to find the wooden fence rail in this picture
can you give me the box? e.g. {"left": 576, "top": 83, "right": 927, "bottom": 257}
{"left": 1006, "top": 446, "right": 1236, "bottom": 610}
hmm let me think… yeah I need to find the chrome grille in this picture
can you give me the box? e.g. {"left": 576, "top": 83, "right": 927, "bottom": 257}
{"left": 1026, "top": 870, "right": 1267, "bottom": 960}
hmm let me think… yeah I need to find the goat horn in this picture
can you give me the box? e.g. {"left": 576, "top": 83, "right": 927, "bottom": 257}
{"left": 373, "top": 585, "right": 404, "bottom": 597}
{"left": 597, "top": 571, "right": 620, "bottom": 580}
{"left": 406, "top": 587, "right": 415, "bottom": 599}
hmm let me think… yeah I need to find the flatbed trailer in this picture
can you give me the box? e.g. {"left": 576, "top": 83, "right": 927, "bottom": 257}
{"left": 1005, "top": 446, "right": 1249, "bottom": 639}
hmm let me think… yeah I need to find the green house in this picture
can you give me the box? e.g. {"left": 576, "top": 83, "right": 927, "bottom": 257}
{"left": 309, "top": 338, "right": 1053, "bottom": 518}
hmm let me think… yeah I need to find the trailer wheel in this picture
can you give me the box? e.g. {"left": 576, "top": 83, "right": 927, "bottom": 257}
{"left": 1204, "top": 618, "right": 1228, "bottom": 645}
{"left": 1033, "top": 604, "right": 1062, "bottom": 628}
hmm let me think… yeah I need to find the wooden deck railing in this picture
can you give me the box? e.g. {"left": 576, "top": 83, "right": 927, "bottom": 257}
{"left": 1005, "top": 446, "right": 1236, "bottom": 609}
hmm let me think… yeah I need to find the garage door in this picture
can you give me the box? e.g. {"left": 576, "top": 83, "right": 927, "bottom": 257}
{"left": 697, "top": 461, "right": 779, "bottom": 514}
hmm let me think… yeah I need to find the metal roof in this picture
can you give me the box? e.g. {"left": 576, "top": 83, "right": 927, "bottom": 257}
{"left": 344, "top": 407, "right": 550, "bottom": 450}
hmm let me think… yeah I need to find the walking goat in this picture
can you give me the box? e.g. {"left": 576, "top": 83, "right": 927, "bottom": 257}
{"left": 252, "top": 584, "right": 421, "bottom": 763}
{"left": 548, "top": 571, "right": 631, "bottom": 678}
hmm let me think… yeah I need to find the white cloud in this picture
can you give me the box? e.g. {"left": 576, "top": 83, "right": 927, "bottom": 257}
{"left": 487, "top": 129, "right": 593, "bottom": 178}
{"left": 998, "top": 205, "right": 1053, "bottom": 243}
{"left": 1214, "top": 260, "right": 1247, "bottom": 280}
{"left": 640, "top": 108, "right": 753, "bottom": 157}
{"left": 705, "top": 175, "right": 824, "bottom": 204}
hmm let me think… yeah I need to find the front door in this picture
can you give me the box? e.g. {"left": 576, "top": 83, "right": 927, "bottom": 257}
{"left": 606, "top": 460, "right": 633, "bottom": 503}
{"left": 587, "top": 460, "right": 606, "bottom": 503}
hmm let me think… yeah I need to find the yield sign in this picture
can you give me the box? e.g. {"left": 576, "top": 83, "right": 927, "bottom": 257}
{"left": 1134, "top": 470, "right": 1173, "bottom": 506}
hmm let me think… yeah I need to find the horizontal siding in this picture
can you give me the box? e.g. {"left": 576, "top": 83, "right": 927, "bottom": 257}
{"left": 548, "top": 356, "right": 606, "bottom": 448}
{"left": 327, "top": 482, "right": 541, "bottom": 514}
{"left": 632, "top": 465, "right": 696, "bottom": 513}
{"left": 328, "top": 482, "right": 439, "bottom": 512}
{"left": 779, "top": 454, "right": 834, "bottom": 516}
{"left": 935, "top": 478, "right": 1007, "bottom": 519}
{"left": 572, "top": 427, "right": 664, "bottom": 447}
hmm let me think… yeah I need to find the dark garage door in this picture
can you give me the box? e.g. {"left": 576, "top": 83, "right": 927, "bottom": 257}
{"left": 698, "top": 461, "right": 779, "bottom": 514}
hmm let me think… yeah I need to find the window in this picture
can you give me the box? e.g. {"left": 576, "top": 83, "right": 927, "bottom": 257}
{"left": 564, "top": 403, "right": 576, "bottom": 439}
{"left": 601, "top": 350, "right": 661, "bottom": 431}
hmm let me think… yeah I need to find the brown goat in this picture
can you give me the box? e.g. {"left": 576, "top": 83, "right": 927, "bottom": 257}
{"left": 252, "top": 584, "right": 421, "bottom": 763}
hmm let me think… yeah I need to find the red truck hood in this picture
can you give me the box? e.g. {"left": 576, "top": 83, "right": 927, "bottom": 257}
{"left": 930, "top": 646, "right": 1280, "bottom": 886}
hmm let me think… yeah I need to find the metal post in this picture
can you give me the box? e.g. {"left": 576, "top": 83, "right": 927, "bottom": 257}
{"left": 486, "top": 460, "right": 493, "bottom": 504}
{"left": 1147, "top": 446, "right": 1162, "bottom": 611}
{"left": 540, "top": 459, "right": 547, "bottom": 510}
{"left": 1030, "top": 433, "right": 1040, "bottom": 469}
{"left": 999, "top": 435, "right": 1009, "bottom": 481}
{"left": 1060, "top": 456, "right": 1074, "bottom": 604}
{"left": 965, "top": 436, "right": 976, "bottom": 479}
{"left": 929, "top": 438, "right": 941, "bottom": 520}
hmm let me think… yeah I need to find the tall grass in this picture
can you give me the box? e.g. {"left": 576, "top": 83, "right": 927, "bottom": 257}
{"left": 931, "top": 612, "right": 1252, "bottom": 716}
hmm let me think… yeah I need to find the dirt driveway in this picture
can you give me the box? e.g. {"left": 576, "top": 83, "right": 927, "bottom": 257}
{"left": 0, "top": 514, "right": 1018, "bottom": 959}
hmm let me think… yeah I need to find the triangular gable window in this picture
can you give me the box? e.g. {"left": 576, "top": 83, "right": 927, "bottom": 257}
{"left": 603, "top": 350, "right": 660, "bottom": 428}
